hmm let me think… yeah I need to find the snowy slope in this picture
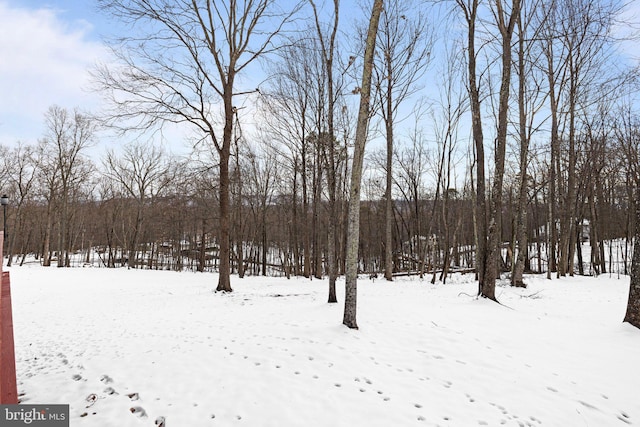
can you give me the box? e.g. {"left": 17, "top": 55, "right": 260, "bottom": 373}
{"left": 7, "top": 267, "right": 640, "bottom": 426}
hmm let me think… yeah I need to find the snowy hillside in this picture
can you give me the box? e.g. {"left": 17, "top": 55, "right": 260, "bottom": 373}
{"left": 8, "top": 267, "right": 640, "bottom": 426}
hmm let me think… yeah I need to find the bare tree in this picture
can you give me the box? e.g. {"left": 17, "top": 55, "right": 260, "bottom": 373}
{"left": 103, "top": 140, "right": 175, "bottom": 268}
{"left": 343, "top": 0, "right": 383, "bottom": 330}
{"left": 616, "top": 106, "right": 640, "bottom": 328}
{"left": 511, "top": 0, "right": 547, "bottom": 287}
{"left": 455, "top": 0, "right": 487, "bottom": 292}
{"left": 540, "top": 0, "right": 622, "bottom": 277}
{"left": 260, "top": 38, "right": 315, "bottom": 278}
{"left": 430, "top": 43, "right": 467, "bottom": 284}
{"left": 2, "top": 143, "right": 38, "bottom": 266}
{"left": 372, "top": 0, "right": 433, "bottom": 281}
{"left": 94, "top": 0, "right": 300, "bottom": 291}
{"left": 310, "top": 0, "right": 341, "bottom": 302}
{"left": 455, "top": 0, "right": 521, "bottom": 299}
{"left": 37, "top": 106, "right": 95, "bottom": 267}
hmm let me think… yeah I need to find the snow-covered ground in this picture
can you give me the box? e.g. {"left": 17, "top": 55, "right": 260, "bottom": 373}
{"left": 7, "top": 266, "right": 640, "bottom": 426}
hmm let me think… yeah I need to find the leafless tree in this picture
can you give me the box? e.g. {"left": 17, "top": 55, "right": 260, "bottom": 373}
{"left": 540, "top": 0, "right": 622, "bottom": 277}
{"left": 94, "top": 0, "right": 301, "bottom": 291}
{"left": 430, "top": 43, "right": 467, "bottom": 284}
{"left": 260, "top": 37, "right": 315, "bottom": 278}
{"left": 616, "top": 104, "right": 640, "bottom": 328}
{"left": 37, "top": 106, "right": 95, "bottom": 267}
{"left": 511, "top": 0, "right": 547, "bottom": 287}
{"left": 310, "top": 0, "right": 342, "bottom": 302}
{"left": 3, "top": 143, "right": 38, "bottom": 267}
{"left": 344, "top": 0, "right": 383, "bottom": 330}
{"left": 371, "top": 0, "right": 433, "bottom": 281}
{"left": 455, "top": 0, "right": 521, "bottom": 300}
{"left": 455, "top": 0, "right": 487, "bottom": 292}
{"left": 103, "top": 140, "right": 175, "bottom": 268}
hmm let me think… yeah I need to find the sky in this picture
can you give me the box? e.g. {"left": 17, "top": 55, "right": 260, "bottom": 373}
{"left": 0, "top": 0, "right": 113, "bottom": 146}
{"left": 1, "top": 0, "right": 639, "bottom": 154}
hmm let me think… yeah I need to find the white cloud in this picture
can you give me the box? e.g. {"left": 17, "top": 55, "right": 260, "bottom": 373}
{"left": 0, "top": 1, "right": 109, "bottom": 144}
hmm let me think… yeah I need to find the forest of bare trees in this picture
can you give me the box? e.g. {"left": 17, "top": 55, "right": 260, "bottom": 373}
{"left": 2, "top": 0, "right": 640, "bottom": 326}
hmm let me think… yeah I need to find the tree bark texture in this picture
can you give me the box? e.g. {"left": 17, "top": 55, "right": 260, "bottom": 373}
{"left": 624, "top": 185, "right": 640, "bottom": 328}
{"left": 343, "top": 0, "right": 383, "bottom": 330}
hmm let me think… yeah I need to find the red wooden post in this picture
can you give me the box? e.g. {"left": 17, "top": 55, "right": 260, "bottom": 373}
{"left": 0, "top": 231, "right": 18, "bottom": 403}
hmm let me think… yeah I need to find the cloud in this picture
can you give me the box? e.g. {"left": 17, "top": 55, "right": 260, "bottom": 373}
{"left": 0, "top": 1, "right": 108, "bottom": 144}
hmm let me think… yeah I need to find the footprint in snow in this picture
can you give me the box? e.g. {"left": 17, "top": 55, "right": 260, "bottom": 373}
{"left": 85, "top": 394, "right": 98, "bottom": 408}
{"left": 617, "top": 412, "right": 631, "bottom": 425}
{"left": 130, "top": 406, "right": 147, "bottom": 418}
{"left": 100, "top": 375, "right": 113, "bottom": 384}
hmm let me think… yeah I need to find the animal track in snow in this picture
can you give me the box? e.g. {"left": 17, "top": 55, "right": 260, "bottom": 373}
{"left": 130, "top": 406, "right": 147, "bottom": 418}
{"left": 100, "top": 374, "right": 113, "bottom": 383}
{"left": 617, "top": 412, "right": 631, "bottom": 425}
{"left": 103, "top": 387, "right": 117, "bottom": 395}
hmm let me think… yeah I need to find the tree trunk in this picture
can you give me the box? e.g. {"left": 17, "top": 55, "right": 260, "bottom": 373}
{"left": 343, "top": 0, "right": 383, "bottom": 330}
{"left": 485, "top": 0, "right": 521, "bottom": 300}
{"left": 383, "top": 71, "right": 394, "bottom": 282}
{"left": 512, "top": 8, "right": 528, "bottom": 288}
{"left": 216, "top": 87, "right": 234, "bottom": 293}
{"left": 624, "top": 185, "right": 640, "bottom": 328}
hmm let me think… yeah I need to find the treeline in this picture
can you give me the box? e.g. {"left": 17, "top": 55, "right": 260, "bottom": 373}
{"left": 0, "top": 105, "right": 634, "bottom": 279}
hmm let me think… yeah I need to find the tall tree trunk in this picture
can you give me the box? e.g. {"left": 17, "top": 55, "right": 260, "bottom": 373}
{"left": 383, "top": 66, "right": 394, "bottom": 282}
{"left": 303, "top": 157, "right": 311, "bottom": 278}
{"left": 310, "top": 0, "right": 340, "bottom": 301}
{"left": 624, "top": 184, "right": 640, "bottom": 328}
{"left": 43, "top": 201, "right": 53, "bottom": 267}
{"left": 312, "top": 150, "right": 323, "bottom": 280}
{"left": 512, "top": 6, "right": 529, "bottom": 288}
{"left": 216, "top": 86, "right": 234, "bottom": 292}
{"left": 343, "top": 0, "right": 383, "bottom": 330}
{"left": 458, "top": 0, "right": 488, "bottom": 293}
{"left": 384, "top": 129, "right": 393, "bottom": 281}
{"left": 483, "top": 0, "right": 521, "bottom": 300}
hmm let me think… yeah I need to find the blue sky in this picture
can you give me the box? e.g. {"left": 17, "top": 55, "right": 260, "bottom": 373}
{"left": 0, "top": 0, "right": 112, "bottom": 146}
{"left": 0, "top": 0, "right": 353, "bottom": 153}
{"left": 1, "top": 0, "right": 639, "bottom": 153}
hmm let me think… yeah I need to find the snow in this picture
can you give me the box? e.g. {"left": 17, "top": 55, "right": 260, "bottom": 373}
{"left": 7, "top": 266, "right": 640, "bottom": 426}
